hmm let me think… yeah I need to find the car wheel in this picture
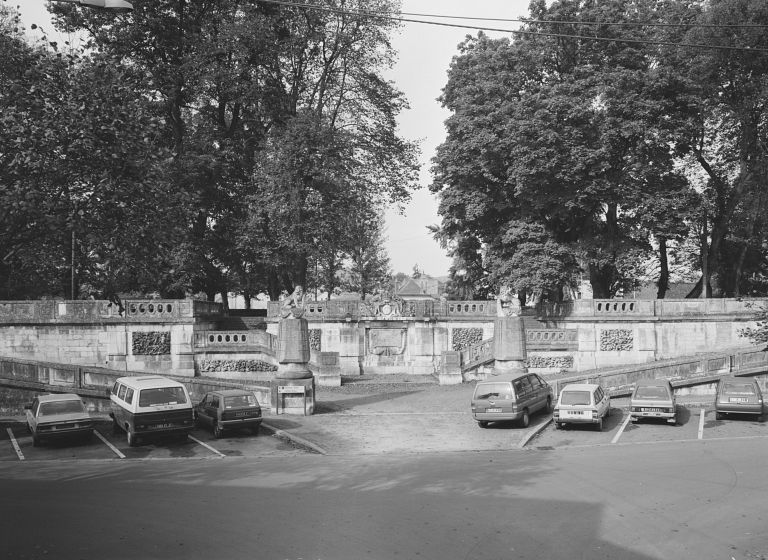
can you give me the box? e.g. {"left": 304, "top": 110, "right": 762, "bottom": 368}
{"left": 213, "top": 422, "right": 223, "bottom": 439}
{"left": 477, "top": 421, "right": 489, "bottom": 429}
{"left": 127, "top": 430, "right": 137, "bottom": 447}
{"left": 716, "top": 411, "right": 724, "bottom": 421}
{"left": 519, "top": 410, "right": 530, "bottom": 428}
{"left": 596, "top": 417, "right": 603, "bottom": 431}
{"left": 554, "top": 422, "right": 561, "bottom": 430}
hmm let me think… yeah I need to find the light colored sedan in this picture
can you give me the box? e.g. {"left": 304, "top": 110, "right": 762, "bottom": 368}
{"left": 25, "top": 393, "right": 94, "bottom": 446}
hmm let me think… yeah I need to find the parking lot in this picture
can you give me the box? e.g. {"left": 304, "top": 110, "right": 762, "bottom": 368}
{"left": 530, "top": 401, "right": 767, "bottom": 448}
{"left": 0, "top": 418, "right": 312, "bottom": 462}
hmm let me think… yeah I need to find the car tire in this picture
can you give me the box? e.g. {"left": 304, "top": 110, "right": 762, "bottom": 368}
{"left": 554, "top": 422, "right": 561, "bottom": 430}
{"left": 213, "top": 422, "right": 223, "bottom": 439}
{"left": 519, "top": 410, "right": 530, "bottom": 429}
{"left": 477, "top": 421, "right": 488, "bottom": 429}
{"left": 596, "top": 417, "right": 603, "bottom": 431}
{"left": 716, "top": 411, "right": 724, "bottom": 421}
{"left": 127, "top": 429, "right": 137, "bottom": 447}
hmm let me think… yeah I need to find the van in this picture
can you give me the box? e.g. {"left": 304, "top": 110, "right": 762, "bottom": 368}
{"left": 108, "top": 376, "right": 195, "bottom": 446}
{"left": 471, "top": 372, "right": 553, "bottom": 428}
{"left": 553, "top": 383, "right": 611, "bottom": 431}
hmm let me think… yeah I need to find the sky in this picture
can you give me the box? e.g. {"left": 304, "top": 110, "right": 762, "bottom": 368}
{"left": 15, "top": 0, "right": 532, "bottom": 278}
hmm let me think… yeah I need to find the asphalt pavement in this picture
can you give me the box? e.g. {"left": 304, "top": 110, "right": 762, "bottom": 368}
{"left": 261, "top": 374, "right": 718, "bottom": 456}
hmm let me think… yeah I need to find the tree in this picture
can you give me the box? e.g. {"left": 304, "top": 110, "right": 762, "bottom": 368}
{"left": 340, "top": 213, "right": 391, "bottom": 300}
{"left": 431, "top": 0, "right": 709, "bottom": 301}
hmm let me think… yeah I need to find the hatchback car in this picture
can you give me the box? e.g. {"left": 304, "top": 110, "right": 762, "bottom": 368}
{"left": 25, "top": 393, "right": 94, "bottom": 446}
{"left": 630, "top": 378, "right": 677, "bottom": 425}
{"left": 471, "top": 372, "right": 553, "bottom": 428}
{"left": 715, "top": 376, "right": 764, "bottom": 420}
{"left": 553, "top": 383, "right": 611, "bottom": 430}
{"left": 195, "top": 389, "right": 263, "bottom": 438}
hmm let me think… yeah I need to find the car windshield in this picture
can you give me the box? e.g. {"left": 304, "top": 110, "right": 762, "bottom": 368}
{"left": 634, "top": 386, "right": 669, "bottom": 400}
{"left": 560, "top": 391, "right": 591, "bottom": 406}
{"left": 139, "top": 387, "right": 187, "bottom": 407}
{"left": 38, "top": 400, "right": 84, "bottom": 416}
{"left": 474, "top": 383, "right": 514, "bottom": 400}
{"left": 224, "top": 395, "right": 258, "bottom": 408}
{"left": 723, "top": 383, "right": 756, "bottom": 395}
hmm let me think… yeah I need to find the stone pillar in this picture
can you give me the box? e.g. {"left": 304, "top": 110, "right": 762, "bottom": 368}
{"left": 272, "top": 317, "right": 315, "bottom": 415}
{"left": 493, "top": 316, "right": 527, "bottom": 375}
{"left": 439, "top": 350, "right": 463, "bottom": 385}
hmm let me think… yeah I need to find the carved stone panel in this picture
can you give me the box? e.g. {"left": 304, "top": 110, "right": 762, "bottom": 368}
{"left": 367, "top": 328, "right": 406, "bottom": 357}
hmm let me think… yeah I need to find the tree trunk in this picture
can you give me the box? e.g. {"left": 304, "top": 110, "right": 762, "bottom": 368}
{"left": 656, "top": 236, "right": 669, "bottom": 299}
{"left": 700, "top": 212, "right": 709, "bottom": 298}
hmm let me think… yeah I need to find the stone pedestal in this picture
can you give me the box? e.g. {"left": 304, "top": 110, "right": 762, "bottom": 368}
{"left": 271, "top": 376, "right": 315, "bottom": 415}
{"left": 274, "top": 317, "right": 315, "bottom": 414}
{"left": 438, "top": 350, "right": 463, "bottom": 385}
{"left": 493, "top": 316, "right": 527, "bottom": 375}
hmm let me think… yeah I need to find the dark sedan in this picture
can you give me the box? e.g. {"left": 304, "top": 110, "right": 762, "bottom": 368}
{"left": 195, "top": 389, "right": 262, "bottom": 438}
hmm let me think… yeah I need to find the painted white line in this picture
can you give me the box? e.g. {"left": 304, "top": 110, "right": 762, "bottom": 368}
{"left": 94, "top": 429, "right": 125, "bottom": 459}
{"left": 189, "top": 435, "right": 225, "bottom": 457}
{"left": 6, "top": 428, "right": 25, "bottom": 461}
{"left": 698, "top": 409, "right": 706, "bottom": 440}
{"left": 611, "top": 411, "right": 632, "bottom": 444}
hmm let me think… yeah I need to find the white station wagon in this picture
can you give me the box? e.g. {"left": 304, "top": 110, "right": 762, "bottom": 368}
{"left": 553, "top": 383, "right": 611, "bottom": 431}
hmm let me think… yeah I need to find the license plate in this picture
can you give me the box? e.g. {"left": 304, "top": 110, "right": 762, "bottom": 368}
{"left": 642, "top": 408, "right": 663, "bottom": 412}
{"left": 152, "top": 423, "right": 173, "bottom": 429}
{"left": 729, "top": 397, "right": 748, "bottom": 403}
{"left": 566, "top": 410, "right": 584, "bottom": 416}
{"left": 235, "top": 412, "right": 249, "bottom": 417}
{"left": 485, "top": 408, "right": 502, "bottom": 413}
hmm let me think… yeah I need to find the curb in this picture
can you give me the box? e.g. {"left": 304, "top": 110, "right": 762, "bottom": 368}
{"left": 261, "top": 421, "right": 327, "bottom": 455}
{"left": 517, "top": 418, "right": 553, "bottom": 448}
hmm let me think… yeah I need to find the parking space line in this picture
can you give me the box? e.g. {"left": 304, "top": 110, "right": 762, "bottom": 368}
{"left": 189, "top": 435, "right": 225, "bottom": 457}
{"left": 6, "top": 428, "right": 25, "bottom": 461}
{"left": 611, "top": 411, "right": 632, "bottom": 444}
{"left": 94, "top": 429, "right": 125, "bottom": 459}
{"left": 698, "top": 409, "right": 706, "bottom": 440}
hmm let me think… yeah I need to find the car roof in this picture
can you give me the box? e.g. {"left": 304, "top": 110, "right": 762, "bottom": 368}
{"left": 115, "top": 375, "right": 183, "bottom": 388}
{"left": 37, "top": 393, "right": 82, "bottom": 402}
{"left": 476, "top": 372, "right": 531, "bottom": 384}
{"left": 635, "top": 378, "right": 672, "bottom": 387}
{"left": 560, "top": 383, "right": 600, "bottom": 391}
{"left": 208, "top": 389, "right": 254, "bottom": 397}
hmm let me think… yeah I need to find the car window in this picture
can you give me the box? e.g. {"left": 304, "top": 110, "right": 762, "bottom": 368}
{"left": 635, "top": 386, "right": 669, "bottom": 399}
{"left": 560, "top": 390, "right": 591, "bottom": 406}
{"left": 39, "top": 400, "right": 85, "bottom": 416}
{"left": 722, "top": 382, "right": 757, "bottom": 395}
{"left": 529, "top": 375, "right": 544, "bottom": 389}
{"left": 518, "top": 377, "right": 533, "bottom": 396}
{"left": 210, "top": 396, "right": 220, "bottom": 409}
{"left": 224, "top": 395, "right": 258, "bottom": 408}
{"left": 199, "top": 395, "right": 209, "bottom": 407}
{"left": 117, "top": 384, "right": 127, "bottom": 401}
{"left": 111, "top": 382, "right": 119, "bottom": 395}
{"left": 31, "top": 400, "right": 40, "bottom": 416}
{"left": 594, "top": 389, "right": 602, "bottom": 403}
{"left": 125, "top": 388, "right": 134, "bottom": 405}
{"left": 474, "top": 383, "right": 514, "bottom": 400}
{"left": 138, "top": 387, "right": 188, "bottom": 407}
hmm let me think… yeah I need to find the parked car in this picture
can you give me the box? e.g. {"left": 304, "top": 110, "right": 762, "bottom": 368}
{"left": 553, "top": 383, "right": 611, "bottom": 431}
{"left": 194, "top": 389, "right": 263, "bottom": 438}
{"left": 630, "top": 379, "right": 677, "bottom": 425}
{"left": 471, "top": 372, "right": 553, "bottom": 428}
{"left": 715, "top": 376, "right": 764, "bottom": 420}
{"left": 108, "top": 376, "right": 194, "bottom": 446}
{"left": 25, "top": 393, "right": 94, "bottom": 446}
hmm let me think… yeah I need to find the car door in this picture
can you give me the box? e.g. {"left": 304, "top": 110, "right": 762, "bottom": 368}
{"left": 594, "top": 387, "right": 609, "bottom": 418}
{"left": 196, "top": 395, "right": 211, "bottom": 426}
{"left": 527, "top": 375, "right": 547, "bottom": 411}
{"left": 26, "top": 398, "right": 39, "bottom": 434}
{"left": 517, "top": 376, "right": 535, "bottom": 411}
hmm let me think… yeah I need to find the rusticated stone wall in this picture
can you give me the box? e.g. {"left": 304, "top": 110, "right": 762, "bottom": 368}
{"left": 600, "top": 329, "right": 634, "bottom": 351}
{"left": 451, "top": 328, "right": 483, "bottom": 351}
{"left": 132, "top": 331, "right": 171, "bottom": 355}
{"left": 198, "top": 359, "right": 277, "bottom": 373}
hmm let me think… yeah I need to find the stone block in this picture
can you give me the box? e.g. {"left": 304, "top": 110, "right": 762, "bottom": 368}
{"left": 271, "top": 376, "right": 315, "bottom": 415}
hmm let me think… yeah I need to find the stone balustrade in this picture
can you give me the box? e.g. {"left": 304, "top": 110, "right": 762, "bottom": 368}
{"left": 194, "top": 330, "right": 276, "bottom": 352}
{"left": 537, "top": 298, "right": 765, "bottom": 319}
{"left": 266, "top": 299, "right": 497, "bottom": 320}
